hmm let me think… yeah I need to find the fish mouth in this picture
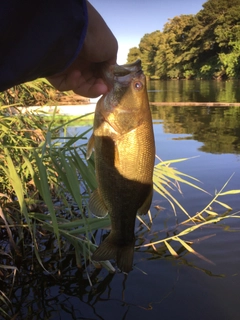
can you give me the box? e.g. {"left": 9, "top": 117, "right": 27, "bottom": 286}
{"left": 108, "top": 59, "right": 143, "bottom": 86}
{"left": 121, "top": 59, "right": 142, "bottom": 73}
{"left": 113, "top": 59, "right": 142, "bottom": 76}
{"left": 103, "top": 60, "right": 143, "bottom": 87}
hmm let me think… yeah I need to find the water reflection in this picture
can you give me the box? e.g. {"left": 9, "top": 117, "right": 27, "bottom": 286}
{"left": 147, "top": 79, "right": 240, "bottom": 103}
{"left": 6, "top": 249, "right": 224, "bottom": 319}
{"left": 150, "top": 105, "right": 240, "bottom": 154}
{"left": 148, "top": 79, "right": 240, "bottom": 154}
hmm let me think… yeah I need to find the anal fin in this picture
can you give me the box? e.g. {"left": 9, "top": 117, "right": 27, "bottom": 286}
{"left": 89, "top": 189, "right": 108, "bottom": 218}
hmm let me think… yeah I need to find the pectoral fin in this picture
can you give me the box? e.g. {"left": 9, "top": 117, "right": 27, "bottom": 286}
{"left": 137, "top": 186, "right": 153, "bottom": 215}
{"left": 86, "top": 134, "right": 95, "bottom": 160}
{"left": 89, "top": 189, "right": 108, "bottom": 218}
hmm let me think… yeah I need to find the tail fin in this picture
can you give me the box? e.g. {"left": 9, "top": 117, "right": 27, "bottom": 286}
{"left": 92, "top": 236, "right": 134, "bottom": 273}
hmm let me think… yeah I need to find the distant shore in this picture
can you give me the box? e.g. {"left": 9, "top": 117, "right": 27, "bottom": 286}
{"left": 18, "top": 103, "right": 97, "bottom": 117}
{"left": 18, "top": 101, "right": 240, "bottom": 117}
{"left": 150, "top": 102, "right": 240, "bottom": 107}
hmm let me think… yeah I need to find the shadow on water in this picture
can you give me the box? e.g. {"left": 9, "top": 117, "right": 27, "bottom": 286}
{"left": 1, "top": 257, "right": 217, "bottom": 320}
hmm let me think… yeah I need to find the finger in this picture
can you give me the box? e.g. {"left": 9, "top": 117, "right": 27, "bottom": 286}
{"left": 73, "top": 81, "right": 108, "bottom": 98}
{"left": 47, "top": 70, "right": 82, "bottom": 92}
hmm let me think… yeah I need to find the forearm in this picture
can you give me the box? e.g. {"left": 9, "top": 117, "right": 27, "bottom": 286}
{"left": 0, "top": 0, "right": 88, "bottom": 91}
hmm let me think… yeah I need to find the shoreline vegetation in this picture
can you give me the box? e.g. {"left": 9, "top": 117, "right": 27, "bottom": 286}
{"left": 127, "top": 0, "right": 240, "bottom": 81}
{"left": 2, "top": 78, "right": 240, "bottom": 117}
{"left": 151, "top": 102, "right": 240, "bottom": 107}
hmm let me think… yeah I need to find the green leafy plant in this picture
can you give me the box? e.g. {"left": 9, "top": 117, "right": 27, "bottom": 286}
{"left": 0, "top": 78, "right": 72, "bottom": 107}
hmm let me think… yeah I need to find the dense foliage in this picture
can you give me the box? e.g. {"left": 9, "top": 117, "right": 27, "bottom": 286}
{"left": 127, "top": 0, "right": 240, "bottom": 79}
{"left": 0, "top": 79, "right": 57, "bottom": 106}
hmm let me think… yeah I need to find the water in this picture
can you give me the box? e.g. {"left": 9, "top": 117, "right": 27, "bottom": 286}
{"left": 147, "top": 79, "right": 240, "bottom": 103}
{"left": 7, "top": 80, "right": 240, "bottom": 320}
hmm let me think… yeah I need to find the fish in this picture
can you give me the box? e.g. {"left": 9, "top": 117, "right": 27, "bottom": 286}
{"left": 87, "top": 59, "right": 155, "bottom": 273}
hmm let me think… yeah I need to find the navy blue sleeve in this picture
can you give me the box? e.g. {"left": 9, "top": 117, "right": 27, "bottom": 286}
{"left": 0, "top": 0, "right": 88, "bottom": 91}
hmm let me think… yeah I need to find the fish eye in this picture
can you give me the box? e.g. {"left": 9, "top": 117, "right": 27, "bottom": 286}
{"left": 134, "top": 81, "right": 143, "bottom": 91}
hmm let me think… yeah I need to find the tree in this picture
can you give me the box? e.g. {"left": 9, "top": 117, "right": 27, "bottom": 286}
{"left": 127, "top": 47, "right": 141, "bottom": 63}
{"left": 138, "top": 31, "right": 162, "bottom": 76}
{"left": 127, "top": 0, "right": 240, "bottom": 79}
{"left": 193, "top": 0, "right": 240, "bottom": 78}
{"left": 218, "top": 41, "right": 240, "bottom": 78}
{"left": 161, "top": 15, "right": 197, "bottom": 78}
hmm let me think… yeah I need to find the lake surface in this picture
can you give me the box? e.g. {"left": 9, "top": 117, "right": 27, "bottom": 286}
{"left": 9, "top": 80, "right": 240, "bottom": 320}
{"left": 147, "top": 79, "right": 240, "bottom": 103}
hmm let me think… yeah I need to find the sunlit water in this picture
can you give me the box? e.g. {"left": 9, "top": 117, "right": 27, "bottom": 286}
{"left": 12, "top": 81, "right": 240, "bottom": 320}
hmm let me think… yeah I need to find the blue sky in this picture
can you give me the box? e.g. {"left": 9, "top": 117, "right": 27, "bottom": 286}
{"left": 89, "top": 0, "right": 206, "bottom": 64}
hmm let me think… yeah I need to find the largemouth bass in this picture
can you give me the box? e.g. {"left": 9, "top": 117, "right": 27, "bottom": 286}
{"left": 87, "top": 60, "right": 155, "bottom": 273}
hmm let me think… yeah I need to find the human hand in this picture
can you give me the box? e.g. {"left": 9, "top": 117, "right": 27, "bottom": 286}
{"left": 47, "top": 2, "right": 118, "bottom": 98}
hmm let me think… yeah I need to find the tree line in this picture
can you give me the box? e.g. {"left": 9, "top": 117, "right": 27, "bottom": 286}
{"left": 127, "top": 0, "right": 240, "bottom": 79}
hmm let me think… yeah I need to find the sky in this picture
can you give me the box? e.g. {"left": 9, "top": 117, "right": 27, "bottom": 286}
{"left": 89, "top": 0, "right": 206, "bottom": 64}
